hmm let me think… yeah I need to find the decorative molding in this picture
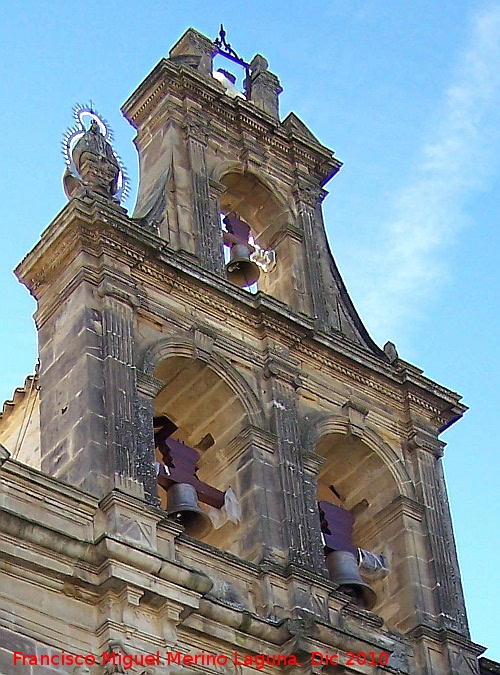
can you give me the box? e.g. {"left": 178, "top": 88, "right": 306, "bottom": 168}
{"left": 136, "top": 371, "right": 165, "bottom": 398}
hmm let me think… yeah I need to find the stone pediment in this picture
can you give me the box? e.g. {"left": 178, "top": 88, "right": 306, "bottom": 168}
{"left": 282, "top": 111, "right": 324, "bottom": 146}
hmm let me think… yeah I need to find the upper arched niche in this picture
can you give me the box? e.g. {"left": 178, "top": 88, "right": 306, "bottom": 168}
{"left": 154, "top": 356, "right": 248, "bottom": 453}
{"left": 313, "top": 421, "right": 422, "bottom": 634}
{"left": 218, "top": 167, "right": 293, "bottom": 246}
{"left": 214, "top": 166, "right": 310, "bottom": 313}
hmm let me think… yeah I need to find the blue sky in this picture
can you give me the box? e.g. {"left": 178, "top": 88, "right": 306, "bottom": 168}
{"left": 1, "top": 0, "right": 499, "bottom": 660}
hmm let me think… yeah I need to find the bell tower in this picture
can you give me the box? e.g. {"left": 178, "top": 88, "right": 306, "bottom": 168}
{"left": 8, "top": 26, "right": 486, "bottom": 675}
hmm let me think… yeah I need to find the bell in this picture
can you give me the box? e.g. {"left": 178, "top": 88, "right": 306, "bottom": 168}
{"left": 226, "top": 243, "right": 260, "bottom": 288}
{"left": 325, "top": 550, "right": 377, "bottom": 610}
{"left": 166, "top": 483, "right": 212, "bottom": 538}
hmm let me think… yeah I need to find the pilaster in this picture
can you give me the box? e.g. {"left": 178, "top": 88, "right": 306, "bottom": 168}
{"left": 264, "top": 352, "right": 323, "bottom": 571}
{"left": 183, "top": 110, "right": 224, "bottom": 274}
{"left": 136, "top": 371, "right": 164, "bottom": 506}
{"left": 293, "top": 177, "right": 338, "bottom": 332}
{"left": 408, "top": 429, "right": 469, "bottom": 635}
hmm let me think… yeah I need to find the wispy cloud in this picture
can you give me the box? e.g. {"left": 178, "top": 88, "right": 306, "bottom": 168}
{"left": 353, "top": 3, "right": 500, "bottom": 345}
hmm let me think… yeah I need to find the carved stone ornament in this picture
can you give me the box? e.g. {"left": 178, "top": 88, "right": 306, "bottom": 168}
{"left": 62, "top": 104, "right": 129, "bottom": 202}
{"left": 293, "top": 177, "right": 326, "bottom": 207}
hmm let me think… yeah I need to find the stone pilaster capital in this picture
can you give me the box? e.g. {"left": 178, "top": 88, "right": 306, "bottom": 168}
{"left": 293, "top": 176, "right": 327, "bottom": 207}
{"left": 136, "top": 370, "right": 165, "bottom": 398}
{"left": 302, "top": 449, "right": 325, "bottom": 474}
{"left": 182, "top": 110, "right": 210, "bottom": 145}
{"left": 208, "top": 178, "right": 226, "bottom": 198}
{"left": 95, "top": 279, "right": 142, "bottom": 309}
{"left": 406, "top": 429, "right": 445, "bottom": 458}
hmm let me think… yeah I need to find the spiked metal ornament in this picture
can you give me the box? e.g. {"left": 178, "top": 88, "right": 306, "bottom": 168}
{"left": 61, "top": 103, "right": 129, "bottom": 201}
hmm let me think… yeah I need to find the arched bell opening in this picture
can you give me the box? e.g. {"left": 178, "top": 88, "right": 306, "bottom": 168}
{"left": 218, "top": 170, "right": 310, "bottom": 314}
{"left": 153, "top": 356, "right": 249, "bottom": 555}
{"left": 315, "top": 432, "right": 419, "bottom": 633}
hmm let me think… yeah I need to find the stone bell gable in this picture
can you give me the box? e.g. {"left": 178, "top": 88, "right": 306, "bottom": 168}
{"left": 120, "top": 27, "right": 382, "bottom": 349}
{"left": 0, "top": 26, "right": 489, "bottom": 675}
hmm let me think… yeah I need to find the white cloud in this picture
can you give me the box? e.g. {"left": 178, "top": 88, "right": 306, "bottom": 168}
{"left": 353, "top": 3, "right": 500, "bottom": 344}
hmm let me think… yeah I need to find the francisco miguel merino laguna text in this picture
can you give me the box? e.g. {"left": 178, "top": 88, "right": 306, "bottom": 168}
{"left": 13, "top": 649, "right": 390, "bottom": 669}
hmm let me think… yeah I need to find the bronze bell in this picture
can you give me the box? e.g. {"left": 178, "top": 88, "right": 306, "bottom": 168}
{"left": 166, "top": 483, "right": 212, "bottom": 538}
{"left": 226, "top": 243, "right": 260, "bottom": 288}
{"left": 325, "top": 550, "right": 377, "bottom": 610}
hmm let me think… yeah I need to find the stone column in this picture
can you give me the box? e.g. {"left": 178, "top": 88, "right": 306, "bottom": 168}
{"left": 409, "top": 430, "right": 469, "bottom": 635}
{"left": 183, "top": 111, "right": 224, "bottom": 275}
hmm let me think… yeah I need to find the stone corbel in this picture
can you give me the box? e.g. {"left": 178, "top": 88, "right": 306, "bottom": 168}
{"left": 239, "top": 130, "right": 267, "bottom": 170}
{"left": 117, "top": 586, "right": 145, "bottom": 628}
{"left": 157, "top": 599, "right": 183, "bottom": 645}
{"left": 193, "top": 326, "right": 215, "bottom": 361}
{"left": 341, "top": 397, "right": 369, "bottom": 438}
{"left": 101, "top": 639, "right": 129, "bottom": 674}
{"left": 263, "top": 359, "right": 303, "bottom": 391}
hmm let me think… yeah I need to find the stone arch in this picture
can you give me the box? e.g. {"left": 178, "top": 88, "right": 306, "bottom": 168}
{"left": 210, "top": 161, "right": 310, "bottom": 314}
{"left": 140, "top": 335, "right": 275, "bottom": 560}
{"left": 210, "top": 160, "right": 295, "bottom": 247}
{"left": 141, "top": 334, "right": 265, "bottom": 430}
{"left": 304, "top": 413, "right": 415, "bottom": 501}
{"left": 305, "top": 412, "right": 420, "bottom": 632}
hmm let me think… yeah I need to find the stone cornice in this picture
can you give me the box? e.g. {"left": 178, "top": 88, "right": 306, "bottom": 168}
{"left": 121, "top": 57, "right": 339, "bottom": 183}
{"left": 408, "top": 623, "right": 485, "bottom": 655}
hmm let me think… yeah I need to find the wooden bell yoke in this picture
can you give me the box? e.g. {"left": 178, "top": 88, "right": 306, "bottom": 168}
{"left": 154, "top": 416, "right": 225, "bottom": 509}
